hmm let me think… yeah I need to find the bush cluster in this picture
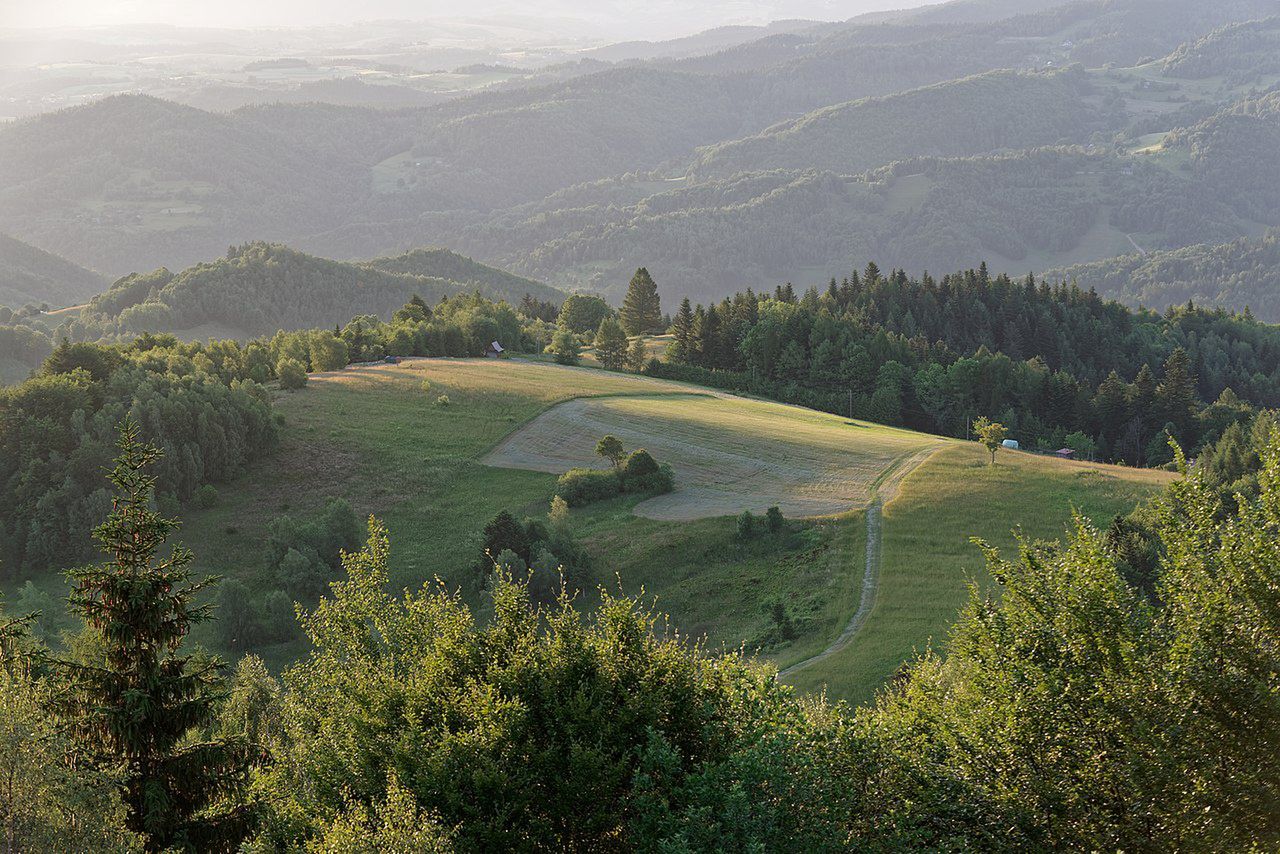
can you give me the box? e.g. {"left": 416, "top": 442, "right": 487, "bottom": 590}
{"left": 555, "top": 447, "right": 675, "bottom": 507}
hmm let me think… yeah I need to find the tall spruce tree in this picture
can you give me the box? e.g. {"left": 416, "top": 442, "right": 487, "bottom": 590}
{"left": 621, "top": 268, "right": 662, "bottom": 335}
{"left": 1156, "top": 347, "right": 1199, "bottom": 440}
{"left": 54, "top": 419, "right": 251, "bottom": 850}
{"left": 671, "top": 297, "right": 695, "bottom": 363}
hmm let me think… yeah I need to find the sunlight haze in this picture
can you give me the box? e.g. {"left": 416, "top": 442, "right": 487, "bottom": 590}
{"left": 3, "top": 0, "right": 937, "bottom": 39}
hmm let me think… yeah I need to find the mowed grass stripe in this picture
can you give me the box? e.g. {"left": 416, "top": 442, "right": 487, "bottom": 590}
{"left": 486, "top": 392, "right": 939, "bottom": 520}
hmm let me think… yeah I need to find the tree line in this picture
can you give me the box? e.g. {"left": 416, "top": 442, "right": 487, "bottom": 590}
{"left": 656, "top": 261, "right": 1280, "bottom": 465}
{"left": 0, "top": 291, "right": 552, "bottom": 581}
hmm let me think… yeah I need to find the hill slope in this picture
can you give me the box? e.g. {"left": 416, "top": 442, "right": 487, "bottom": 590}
{"left": 72, "top": 242, "right": 563, "bottom": 339}
{"left": 0, "top": 233, "right": 108, "bottom": 308}
{"left": 149, "top": 358, "right": 1169, "bottom": 698}
{"left": 689, "top": 67, "right": 1107, "bottom": 180}
{"left": 1049, "top": 232, "right": 1280, "bottom": 320}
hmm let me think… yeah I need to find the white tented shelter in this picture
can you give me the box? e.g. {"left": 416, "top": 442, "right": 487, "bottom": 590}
{"left": 1002, "top": 439, "right": 1020, "bottom": 450}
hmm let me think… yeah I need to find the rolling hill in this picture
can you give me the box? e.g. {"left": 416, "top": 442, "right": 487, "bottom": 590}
{"left": 0, "top": 233, "right": 108, "bottom": 309}
{"left": 1049, "top": 231, "right": 1280, "bottom": 320}
{"left": 67, "top": 242, "right": 563, "bottom": 340}
{"left": 67, "top": 356, "right": 1169, "bottom": 700}
{"left": 688, "top": 67, "right": 1108, "bottom": 180}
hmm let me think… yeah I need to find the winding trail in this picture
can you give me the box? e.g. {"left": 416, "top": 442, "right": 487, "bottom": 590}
{"left": 777, "top": 445, "right": 943, "bottom": 680}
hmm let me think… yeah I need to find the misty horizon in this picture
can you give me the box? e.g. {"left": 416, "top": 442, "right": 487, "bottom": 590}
{"left": 2, "top": 0, "right": 938, "bottom": 42}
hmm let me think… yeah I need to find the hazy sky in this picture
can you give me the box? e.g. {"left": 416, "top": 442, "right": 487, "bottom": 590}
{"left": 2, "top": 1, "right": 938, "bottom": 40}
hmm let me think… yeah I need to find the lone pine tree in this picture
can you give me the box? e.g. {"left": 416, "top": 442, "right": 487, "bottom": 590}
{"left": 621, "top": 267, "right": 662, "bottom": 335}
{"left": 54, "top": 419, "right": 251, "bottom": 850}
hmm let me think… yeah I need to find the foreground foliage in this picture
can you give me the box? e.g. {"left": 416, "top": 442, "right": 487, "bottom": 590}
{"left": 1, "top": 423, "right": 1278, "bottom": 848}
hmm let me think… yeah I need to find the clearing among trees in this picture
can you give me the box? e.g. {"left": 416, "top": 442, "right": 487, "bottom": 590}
{"left": 484, "top": 392, "right": 941, "bottom": 520}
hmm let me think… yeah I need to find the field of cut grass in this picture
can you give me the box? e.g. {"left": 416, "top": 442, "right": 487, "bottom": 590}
{"left": 486, "top": 392, "right": 937, "bottom": 519}
{"left": 783, "top": 443, "right": 1174, "bottom": 704}
{"left": 173, "top": 358, "right": 914, "bottom": 669}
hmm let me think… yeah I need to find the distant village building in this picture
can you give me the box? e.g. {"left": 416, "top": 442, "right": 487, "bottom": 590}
{"left": 485, "top": 341, "right": 505, "bottom": 358}
{"left": 1054, "top": 448, "right": 1076, "bottom": 460}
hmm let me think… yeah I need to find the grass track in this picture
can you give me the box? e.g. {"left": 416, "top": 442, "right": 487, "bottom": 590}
{"left": 782, "top": 444, "right": 1173, "bottom": 704}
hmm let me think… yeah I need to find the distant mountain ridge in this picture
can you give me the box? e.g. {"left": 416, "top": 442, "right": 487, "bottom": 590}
{"left": 0, "top": 0, "right": 1277, "bottom": 305}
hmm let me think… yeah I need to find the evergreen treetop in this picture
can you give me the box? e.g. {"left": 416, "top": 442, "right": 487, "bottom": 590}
{"left": 621, "top": 267, "right": 662, "bottom": 335}
{"left": 54, "top": 419, "right": 252, "bottom": 849}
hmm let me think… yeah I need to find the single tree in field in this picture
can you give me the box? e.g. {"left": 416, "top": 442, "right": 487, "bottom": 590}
{"left": 596, "top": 435, "right": 625, "bottom": 472}
{"left": 621, "top": 268, "right": 662, "bottom": 335}
{"left": 594, "top": 317, "right": 629, "bottom": 370}
{"left": 974, "top": 416, "right": 1009, "bottom": 466}
{"left": 625, "top": 336, "right": 648, "bottom": 373}
{"left": 53, "top": 419, "right": 251, "bottom": 848}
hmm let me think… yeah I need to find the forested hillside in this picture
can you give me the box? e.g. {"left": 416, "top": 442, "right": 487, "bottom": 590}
{"left": 1051, "top": 232, "right": 1280, "bottom": 320}
{"left": 656, "top": 262, "right": 1280, "bottom": 466}
{"left": 0, "top": 233, "right": 107, "bottom": 308}
{"left": 57, "top": 243, "right": 562, "bottom": 340}
{"left": 1162, "top": 16, "right": 1280, "bottom": 80}
{"left": 689, "top": 68, "right": 1108, "bottom": 179}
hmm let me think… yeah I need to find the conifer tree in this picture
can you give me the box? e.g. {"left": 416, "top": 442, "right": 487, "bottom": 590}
{"left": 594, "top": 316, "right": 629, "bottom": 370}
{"left": 53, "top": 419, "right": 251, "bottom": 849}
{"left": 671, "top": 297, "right": 695, "bottom": 363}
{"left": 1156, "top": 347, "right": 1199, "bottom": 439}
{"left": 693, "top": 304, "right": 722, "bottom": 368}
{"left": 625, "top": 335, "right": 648, "bottom": 373}
{"left": 620, "top": 268, "right": 662, "bottom": 335}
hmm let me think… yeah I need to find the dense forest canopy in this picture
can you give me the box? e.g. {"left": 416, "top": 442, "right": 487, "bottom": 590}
{"left": 51, "top": 242, "right": 564, "bottom": 341}
{"left": 1051, "top": 231, "right": 1280, "bottom": 321}
{"left": 656, "top": 262, "right": 1280, "bottom": 466}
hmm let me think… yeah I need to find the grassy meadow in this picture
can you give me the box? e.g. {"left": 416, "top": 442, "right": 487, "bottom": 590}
{"left": 174, "top": 358, "right": 916, "bottom": 670}
{"left": 783, "top": 443, "right": 1174, "bottom": 703}
{"left": 11, "top": 356, "right": 1177, "bottom": 699}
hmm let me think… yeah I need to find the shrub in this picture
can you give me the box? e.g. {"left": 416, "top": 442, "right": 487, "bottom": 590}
{"left": 622, "top": 448, "right": 659, "bottom": 479}
{"left": 278, "top": 357, "right": 307, "bottom": 390}
{"left": 736, "top": 510, "right": 756, "bottom": 541}
{"left": 625, "top": 463, "right": 675, "bottom": 496}
{"left": 492, "top": 549, "right": 527, "bottom": 575}
{"left": 196, "top": 484, "right": 219, "bottom": 509}
{"left": 555, "top": 468, "right": 622, "bottom": 506}
{"left": 766, "top": 506, "right": 785, "bottom": 534}
{"left": 435, "top": 394, "right": 451, "bottom": 407}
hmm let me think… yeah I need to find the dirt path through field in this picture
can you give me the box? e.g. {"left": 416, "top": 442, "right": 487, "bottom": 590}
{"left": 777, "top": 445, "right": 943, "bottom": 680}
